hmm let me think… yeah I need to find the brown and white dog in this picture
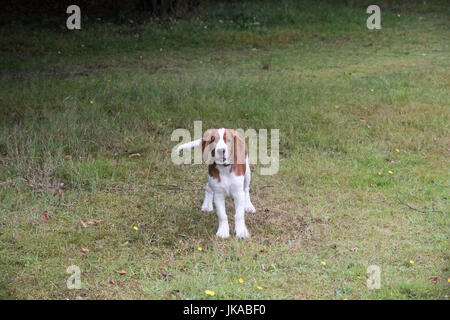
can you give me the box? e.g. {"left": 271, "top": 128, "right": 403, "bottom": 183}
{"left": 176, "top": 128, "right": 256, "bottom": 238}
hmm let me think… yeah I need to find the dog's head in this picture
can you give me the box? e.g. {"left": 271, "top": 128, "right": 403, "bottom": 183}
{"left": 202, "top": 128, "right": 246, "bottom": 166}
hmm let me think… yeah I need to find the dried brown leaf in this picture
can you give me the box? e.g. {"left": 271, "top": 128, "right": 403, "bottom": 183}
{"left": 128, "top": 153, "right": 141, "bottom": 158}
{"left": 41, "top": 211, "right": 50, "bottom": 221}
{"left": 80, "top": 219, "right": 102, "bottom": 228}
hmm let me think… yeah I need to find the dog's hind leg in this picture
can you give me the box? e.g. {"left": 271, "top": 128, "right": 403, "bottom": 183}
{"left": 244, "top": 158, "right": 256, "bottom": 213}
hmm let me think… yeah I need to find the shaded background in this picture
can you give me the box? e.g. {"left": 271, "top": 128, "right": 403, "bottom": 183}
{"left": 2, "top": 0, "right": 419, "bottom": 25}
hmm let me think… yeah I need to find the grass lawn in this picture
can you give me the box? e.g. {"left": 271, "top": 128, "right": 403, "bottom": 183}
{"left": 0, "top": 0, "right": 449, "bottom": 299}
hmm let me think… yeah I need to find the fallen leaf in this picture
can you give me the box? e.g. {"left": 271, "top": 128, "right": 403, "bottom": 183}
{"left": 2, "top": 219, "right": 9, "bottom": 225}
{"left": 360, "top": 119, "right": 367, "bottom": 123}
{"left": 428, "top": 275, "right": 439, "bottom": 283}
{"left": 161, "top": 272, "right": 173, "bottom": 281}
{"left": 128, "top": 153, "right": 141, "bottom": 158}
{"left": 80, "top": 219, "right": 102, "bottom": 228}
{"left": 80, "top": 247, "right": 90, "bottom": 253}
{"left": 116, "top": 270, "right": 127, "bottom": 275}
{"left": 350, "top": 247, "right": 358, "bottom": 252}
{"left": 109, "top": 278, "right": 116, "bottom": 284}
{"left": 41, "top": 211, "right": 50, "bottom": 221}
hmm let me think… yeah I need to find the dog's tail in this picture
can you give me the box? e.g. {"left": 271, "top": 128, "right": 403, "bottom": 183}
{"left": 176, "top": 139, "right": 202, "bottom": 152}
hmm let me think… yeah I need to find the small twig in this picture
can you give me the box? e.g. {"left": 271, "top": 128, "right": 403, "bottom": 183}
{"left": 395, "top": 188, "right": 445, "bottom": 214}
{"left": 259, "top": 184, "right": 274, "bottom": 190}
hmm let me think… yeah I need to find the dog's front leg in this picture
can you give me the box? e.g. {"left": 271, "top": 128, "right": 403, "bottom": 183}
{"left": 201, "top": 183, "right": 214, "bottom": 212}
{"left": 233, "top": 189, "right": 250, "bottom": 238}
{"left": 213, "top": 192, "right": 229, "bottom": 238}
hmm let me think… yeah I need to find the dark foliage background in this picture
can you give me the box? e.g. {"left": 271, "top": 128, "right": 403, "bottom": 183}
{"left": 2, "top": 0, "right": 201, "bottom": 25}
{"left": 2, "top": 0, "right": 420, "bottom": 26}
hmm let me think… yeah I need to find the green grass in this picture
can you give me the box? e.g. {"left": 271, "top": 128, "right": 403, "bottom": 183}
{"left": 0, "top": 0, "right": 449, "bottom": 299}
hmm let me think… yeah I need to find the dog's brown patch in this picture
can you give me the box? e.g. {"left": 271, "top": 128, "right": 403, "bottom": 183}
{"left": 208, "top": 164, "right": 221, "bottom": 182}
{"left": 226, "top": 129, "right": 247, "bottom": 176}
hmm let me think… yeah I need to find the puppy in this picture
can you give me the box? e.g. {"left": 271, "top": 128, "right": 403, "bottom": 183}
{"left": 177, "top": 128, "right": 256, "bottom": 238}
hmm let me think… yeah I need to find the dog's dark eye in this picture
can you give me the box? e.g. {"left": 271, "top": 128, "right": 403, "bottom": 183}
{"left": 210, "top": 136, "right": 215, "bottom": 142}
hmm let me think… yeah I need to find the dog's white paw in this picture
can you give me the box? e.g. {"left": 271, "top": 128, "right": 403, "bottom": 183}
{"left": 245, "top": 203, "right": 256, "bottom": 213}
{"left": 235, "top": 224, "right": 250, "bottom": 238}
{"left": 216, "top": 227, "right": 230, "bottom": 238}
{"left": 201, "top": 203, "right": 214, "bottom": 212}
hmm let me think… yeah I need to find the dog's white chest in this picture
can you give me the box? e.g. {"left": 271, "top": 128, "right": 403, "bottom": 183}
{"left": 209, "top": 171, "right": 244, "bottom": 196}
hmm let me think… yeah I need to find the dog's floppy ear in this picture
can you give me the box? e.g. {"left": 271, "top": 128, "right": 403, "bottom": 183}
{"left": 202, "top": 129, "right": 218, "bottom": 163}
{"left": 231, "top": 130, "right": 247, "bottom": 165}
{"left": 201, "top": 129, "right": 217, "bottom": 151}
{"left": 228, "top": 130, "right": 247, "bottom": 176}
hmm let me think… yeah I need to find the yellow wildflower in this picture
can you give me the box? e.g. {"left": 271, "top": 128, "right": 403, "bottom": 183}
{"left": 205, "top": 290, "right": 215, "bottom": 296}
